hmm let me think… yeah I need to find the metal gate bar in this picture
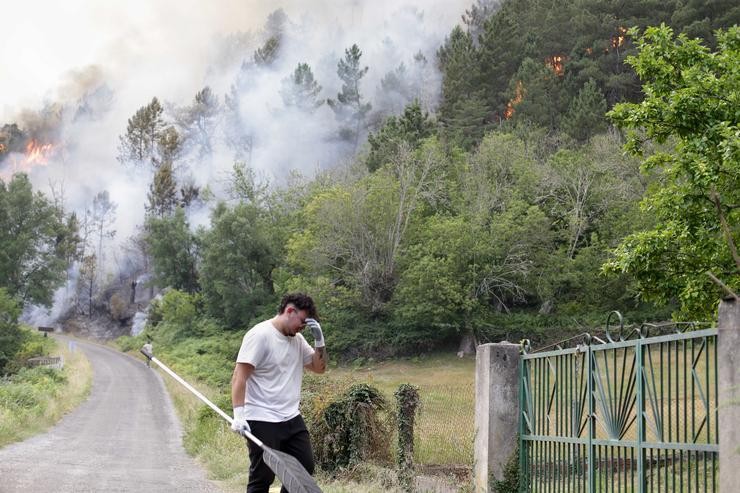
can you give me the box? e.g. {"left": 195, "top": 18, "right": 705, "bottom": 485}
{"left": 519, "top": 317, "right": 718, "bottom": 492}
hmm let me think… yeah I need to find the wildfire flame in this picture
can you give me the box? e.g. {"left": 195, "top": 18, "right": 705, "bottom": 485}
{"left": 504, "top": 81, "right": 525, "bottom": 120}
{"left": 0, "top": 143, "right": 6, "bottom": 153}
{"left": 545, "top": 55, "right": 567, "bottom": 77}
{"left": 611, "top": 26, "right": 628, "bottom": 48}
{"left": 0, "top": 139, "right": 57, "bottom": 181}
{"left": 24, "top": 140, "right": 54, "bottom": 165}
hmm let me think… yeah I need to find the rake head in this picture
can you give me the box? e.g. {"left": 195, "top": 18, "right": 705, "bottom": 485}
{"left": 262, "top": 446, "right": 322, "bottom": 493}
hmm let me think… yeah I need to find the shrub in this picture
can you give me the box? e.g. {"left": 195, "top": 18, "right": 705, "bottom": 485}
{"left": 0, "top": 289, "right": 24, "bottom": 375}
{"left": 305, "top": 382, "right": 393, "bottom": 473}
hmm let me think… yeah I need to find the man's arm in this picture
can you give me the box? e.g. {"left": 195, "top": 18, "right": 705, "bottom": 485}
{"left": 304, "top": 318, "right": 327, "bottom": 374}
{"left": 231, "top": 362, "right": 254, "bottom": 407}
{"left": 306, "top": 346, "right": 327, "bottom": 374}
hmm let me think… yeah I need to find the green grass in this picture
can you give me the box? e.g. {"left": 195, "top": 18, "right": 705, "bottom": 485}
{"left": 325, "top": 353, "right": 476, "bottom": 466}
{"left": 155, "top": 351, "right": 477, "bottom": 492}
{"left": 0, "top": 335, "right": 92, "bottom": 447}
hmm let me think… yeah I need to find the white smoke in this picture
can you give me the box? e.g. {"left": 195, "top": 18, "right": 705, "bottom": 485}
{"left": 1, "top": 0, "right": 469, "bottom": 285}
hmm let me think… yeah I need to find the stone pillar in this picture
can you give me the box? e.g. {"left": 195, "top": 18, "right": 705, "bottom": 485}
{"left": 718, "top": 297, "right": 740, "bottom": 493}
{"left": 474, "top": 342, "right": 520, "bottom": 493}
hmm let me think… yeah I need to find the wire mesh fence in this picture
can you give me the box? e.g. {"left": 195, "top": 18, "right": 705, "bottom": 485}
{"left": 410, "top": 382, "right": 475, "bottom": 467}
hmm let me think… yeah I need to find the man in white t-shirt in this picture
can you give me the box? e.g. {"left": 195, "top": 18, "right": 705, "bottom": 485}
{"left": 230, "top": 293, "right": 327, "bottom": 493}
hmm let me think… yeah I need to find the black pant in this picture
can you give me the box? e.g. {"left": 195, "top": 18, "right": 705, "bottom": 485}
{"left": 246, "top": 414, "right": 315, "bottom": 493}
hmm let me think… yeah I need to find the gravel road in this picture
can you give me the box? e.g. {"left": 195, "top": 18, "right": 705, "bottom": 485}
{"left": 0, "top": 336, "right": 224, "bottom": 492}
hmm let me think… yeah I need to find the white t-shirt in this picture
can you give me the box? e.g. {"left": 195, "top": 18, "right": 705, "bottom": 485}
{"left": 236, "top": 319, "right": 314, "bottom": 422}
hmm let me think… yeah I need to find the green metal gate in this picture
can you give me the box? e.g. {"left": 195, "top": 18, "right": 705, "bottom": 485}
{"left": 519, "top": 313, "right": 718, "bottom": 492}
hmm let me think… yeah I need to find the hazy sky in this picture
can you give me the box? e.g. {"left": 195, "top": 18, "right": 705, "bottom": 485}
{"left": 1, "top": 0, "right": 469, "bottom": 261}
{"left": 1, "top": 1, "right": 466, "bottom": 120}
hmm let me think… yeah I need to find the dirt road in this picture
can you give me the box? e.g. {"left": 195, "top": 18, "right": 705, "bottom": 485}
{"left": 0, "top": 336, "right": 223, "bottom": 492}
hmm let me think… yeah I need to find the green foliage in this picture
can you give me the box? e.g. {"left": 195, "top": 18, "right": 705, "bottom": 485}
{"left": 366, "top": 101, "right": 435, "bottom": 172}
{"left": 327, "top": 44, "right": 372, "bottom": 149}
{"left": 144, "top": 207, "right": 200, "bottom": 293}
{"left": 437, "top": 26, "right": 488, "bottom": 149}
{"left": 0, "top": 289, "right": 24, "bottom": 375}
{"left": 507, "top": 57, "right": 566, "bottom": 130}
{"left": 0, "top": 367, "right": 66, "bottom": 411}
{"left": 116, "top": 97, "right": 167, "bottom": 168}
{"left": 199, "top": 201, "right": 277, "bottom": 328}
{"left": 307, "top": 383, "right": 392, "bottom": 473}
{"left": 146, "top": 160, "right": 178, "bottom": 217}
{"left": 562, "top": 78, "right": 608, "bottom": 142}
{"left": 0, "top": 174, "right": 69, "bottom": 306}
{"left": 606, "top": 25, "right": 740, "bottom": 320}
{"left": 286, "top": 137, "right": 448, "bottom": 317}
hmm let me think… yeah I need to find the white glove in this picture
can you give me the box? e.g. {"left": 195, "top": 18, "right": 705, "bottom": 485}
{"left": 231, "top": 406, "right": 251, "bottom": 436}
{"left": 305, "top": 318, "right": 325, "bottom": 348}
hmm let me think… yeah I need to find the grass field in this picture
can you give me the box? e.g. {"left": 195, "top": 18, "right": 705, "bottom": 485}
{"left": 326, "top": 353, "right": 476, "bottom": 465}
{"left": 159, "top": 351, "right": 477, "bottom": 493}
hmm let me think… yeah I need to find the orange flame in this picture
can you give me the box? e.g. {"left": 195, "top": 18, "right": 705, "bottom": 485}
{"left": 0, "top": 140, "right": 56, "bottom": 181}
{"left": 611, "top": 27, "right": 628, "bottom": 48}
{"left": 24, "top": 140, "right": 54, "bottom": 165}
{"left": 504, "top": 81, "right": 525, "bottom": 120}
{"left": 0, "top": 143, "right": 6, "bottom": 153}
{"left": 585, "top": 47, "right": 593, "bottom": 55}
{"left": 545, "top": 55, "right": 567, "bottom": 77}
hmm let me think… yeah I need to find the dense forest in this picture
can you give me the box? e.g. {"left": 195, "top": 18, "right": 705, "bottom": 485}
{"left": 1, "top": 0, "right": 738, "bottom": 361}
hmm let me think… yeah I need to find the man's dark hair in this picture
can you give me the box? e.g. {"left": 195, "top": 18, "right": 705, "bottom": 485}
{"left": 278, "top": 293, "right": 318, "bottom": 319}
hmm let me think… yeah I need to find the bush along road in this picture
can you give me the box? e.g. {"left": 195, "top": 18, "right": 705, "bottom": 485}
{"left": 0, "top": 336, "right": 223, "bottom": 492}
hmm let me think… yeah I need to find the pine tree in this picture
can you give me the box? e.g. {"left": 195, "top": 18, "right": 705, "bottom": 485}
{"left": 117, "top": 97, "right": 166, "bottom": 168}
{"left": 366, "top": 100, "right": 435, "bottom": 172}
{"left": 327, "top": 44, "right": 372, "bottom": 152}
{"left": 562, "top": 79, "right": 608, "bottom": 142}
{"left": 280, "top": 63, "right": 323, "bottom": 112}
{"left": 254, "top": 36, "right": 281, "bottom": 66}
{"left": 176, "top": 87, "right": 219, "bottom": 157}
{"left": 146, "top": 161, "right": 178, "bottom": 217}
{"left": 437, "top": 26, "right": 487, "bottom": 149}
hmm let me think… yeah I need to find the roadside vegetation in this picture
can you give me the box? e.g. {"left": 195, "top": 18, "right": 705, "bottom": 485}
{"left": 0, "top": 334, "right": 92, "bottom": 447}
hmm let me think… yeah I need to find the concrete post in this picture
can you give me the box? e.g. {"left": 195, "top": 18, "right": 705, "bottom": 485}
{"left": 718, "top": 297, "right": 740, "bottom": 493}
{"left": 474, "top": 342, "right": 520, "bottom": 493}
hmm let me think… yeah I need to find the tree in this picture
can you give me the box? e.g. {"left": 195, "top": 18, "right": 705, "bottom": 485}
{"left": 374, "top": 63, "right": 414, "bottom": 118}
{"left": 280, "top": 63, "right": 323, "bottom": 112}
{"left": 176, "top": 87, "right": 219, "bottom": 158}
{"left": 199, "top": 202, "right": 277, "bottom": 327}
{"left": 117, "top": 97, "right": 167, "bottom": 168}
{"left": 462, "top": 0, "right": 501, "bottom": 45}
{"left": 365, "top": 101, "right": 435, "bottom": 172}
{"left": 0, "top": 174, "right": 68, "bottom": 306}
{"left": 506, "top": 57, "right": 566, "bottom": 131}
{"left": 90, "top": 190, "right": 117, "bottom": 268}
{"left": 288, "top": 139, "right": 447, "bottom": 315}
{"left": 605, "top": 25, "right": 740, "bottom": 320}
{"left": 327, "top": 44, "right": 372, "bottom": 153}
{"left": 393, "top": 201, "right": 547, "bottom": 326}
{"left": 254, "top": 36, "right": 281, "bottom": 67}
{"left": 146, "top": 161, "right": 178, "bottom": 217}
{"left": 144, "top": 207, "right": 199, "bottom": 293}
{"left": 0, "top": 288, "right": 24, "bottom": 375}
{"left": 224, "top": 85, "right": 253, "bottom": 162}
{"left": 437, "top": 26, "right": 488, "bottom": 149}
{"left": 78, "top": 253, "right": 97, "bottom": 316}
{"left": 562, "top": 78, "right": 608, "bottom": 142}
